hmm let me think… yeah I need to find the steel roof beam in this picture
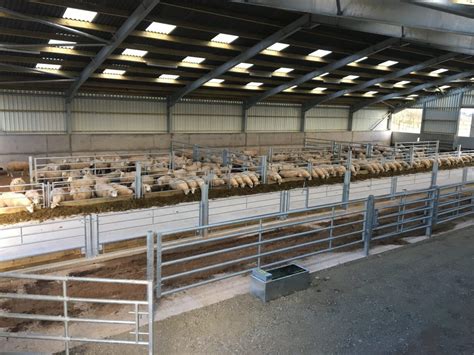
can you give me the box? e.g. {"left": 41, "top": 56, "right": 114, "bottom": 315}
{"left": 244, "top": 37, "right": 399, "bottom": 110}
{"left": 65, "top": 0, "right": 160, "bottom": 101}
{"left": 0, "top": 63, "right": 72, "bottom": 78}
{"left": 167, "top": 14, "right": 316, "bottom": 108}
{"left": 302, "top": 52, "right": 458, "bottom": 112}
{"left": 231, "top": 0, "right": 474, "bottom": 55}
{"left": 392, "top": 85, "right": 474, "bottom": 114}
{"left": 0, "top": 6, "right": 108, "bottom": 44}
{"left": 351, "top": 71, "right": 474, "bottom": 113}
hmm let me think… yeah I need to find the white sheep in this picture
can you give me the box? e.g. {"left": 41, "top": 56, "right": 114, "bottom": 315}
{"left": 169, "top": 178, "right": 190, "bottom": 195}
{"left": 95, "top": 183, "right": 118, "bottom": 198}
{"left": 50, "top": 187, "right": 72, "bottom": 208}
{"left": 70, "top": 186, "right": 94, "bottom": 200}
{"left": 0, "top": 192, "right": 34, "bottom": 213}
{"left": 9, "top": 178, "right": 26, "bottom": 192}
{"left": 111, "top": 183, "right": 134, "bottom": 196}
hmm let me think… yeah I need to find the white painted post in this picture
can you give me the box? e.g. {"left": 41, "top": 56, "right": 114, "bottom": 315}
{"left": 342, "top": 150, "right": 352, "bottom": 208}
{"left": 199, "top": 182, "right": 209, "bottom": 237}
{"left": 28, "top": 156, "right": 34, "bottom": 183}
{"left": 259, "top": 156, "right": 268, "bottom": 184}
{"left": 135, "top": 162, "right": 142, "bottom": 199}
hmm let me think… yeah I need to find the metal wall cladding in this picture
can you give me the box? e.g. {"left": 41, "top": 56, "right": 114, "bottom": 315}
{"left": 0, "top": 92, "right": 65, "bottom": 132}
{"left": 425, "top": 91, "right": 462, "bottom": 110}
{"left": 352, "top": 108, "right": 388, "bottom": 131}
{"left": 247, "top": 103, "right": 300, "bottom": 132}
{"left": 462, "top": 90, "right": 474, "bottom": 106}
{"left": 305, "top": 105, "right": 349, "bottom": 131}
{"left": 173, "top": 100, "right": 241, "bottom": 132}
{"left": 423, "top": 119, "right": 458, "bottom": 134}
{"left": 72, "top": 97, "right": 167, "bottom": 133}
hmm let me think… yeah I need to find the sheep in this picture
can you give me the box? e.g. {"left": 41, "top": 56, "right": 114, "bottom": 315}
{"left": 210, "top": 175, "right": 226, "bottom": 187}
{"left": 188, "top": 176, "right": 205, "bottom": 189}
{"left": 242, "top": 171, "right": 260, "bottom": 186}
{"left": 61, "top": 170, "right": 82, "bottom": 180}
{"left": 120, "top": 171, "right": 136, "bottom": 184}
{"left": 141, "top": 175, "right": 154, "bottom": 185}
{"left": 6, "top": 161, "right": 29, "bottom": 177}
{"left": 131, "top": 181, "right": 152, "bottom": 193}
{"left": 70, "top": 186, "right": 94, "bottom": 200}
{"left": 111, "top": 183, "right": 134, "bottom": 196}
{"left": 267, "top": 171, "right": 283, "bottom": 184}
{"left": 183, "top": 178, "right": 199, "bottom": 194}
{"left": 9, "top": 178, "right": 26, "bottom": 192}
{"left": 95, "top": 183, "right": 118, "bottom": 198}
{"left": 0, "top": 192, "right": 34, "bottom": 213}
{"left": 169, "top": 178, "right": 190, "bottom": 195}
{"left": 335, "top": 166, "right": 347, "bottom": 177}
{"left": 25, "top": 189, "right": 41, "bottom": 206}
{"left": 50, "top": 187, "right": 72, "bottom": 208}
{"left": 37, "top": 166, "right": 62, "bottom": 181}
{"left": 231, "top": 174, "right": 246, "bottom": 188}
{"left": 223, "top": 176, "right": 239, "bottom": 188}
{"left": 237, "top": 173, "right": 254, "bottom": 188}
{"left": 278, "top": 169, "right": 303, "bottom": 179}
{"left": 69, "top": 175, "right": 95, "bottom": 189}
{"left": 156, "top": 175, "right": 173, "bottom": 188}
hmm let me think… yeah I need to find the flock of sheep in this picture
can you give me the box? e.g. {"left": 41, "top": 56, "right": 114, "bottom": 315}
{"left": 1, "top": 146, "right": 473, "bottom": 214}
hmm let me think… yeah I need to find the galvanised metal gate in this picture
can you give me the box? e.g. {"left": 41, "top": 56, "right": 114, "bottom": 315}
{"left": 0, "top": 272, "right": 155, "bottom": 354}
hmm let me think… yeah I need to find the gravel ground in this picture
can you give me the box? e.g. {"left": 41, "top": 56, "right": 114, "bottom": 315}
{"left": 71, "top": 227, "right": 474, "bottom": 355}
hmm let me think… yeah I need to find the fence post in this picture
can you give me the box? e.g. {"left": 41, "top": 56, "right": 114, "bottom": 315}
{"left": 457, "top": 144, "right": 462, "bottom": 158}
{"left": 331, "top": 140, "right": 336, "bottom": 154}
{"left": 90, "top": 214, "right": 99, "bottom": 257}
{"left": 363, "top": 195, "right": 375, "bottom": 256}
{"left": 259, "top": 155, "right": 268, "bottom": 184}
{"left": 366, "top": 143, "right": 373, "bottom": 159}
{"left": 199, "top": 182, "right": 209, "bottom": 237}
{"left": 342, "top": 150, "right": 352, "bottom": 208}
{"left": 431, "top": 156, "right": 439, "bottom": 188}
{"left": 390, "top": 176, "right": 398, "bottom": 198}
{"left": 135, "top": 162, "right": 142, "bottom": 199}
{"left": 45, "top": 182, "right": 51, "bottom": 208}
{"left": 155, "top": 232, "right": 162, "bottom": 299}
{"left": 408, "top": 146, "right": 414, "bottom": 166}
{"left": 192, "top": 144, "right": 199, "bottom": 162}
{"left": 222, "top": 149, "right": 229, "bottom": 166}
{"left": 84, "top": 215, "right": 93, "bottom": 258}
{"left": 305, "top": 187, "right": 310, "bottom": 208}
{"left": 28, "top": 156, "right": 34, "bottom": 184}
{"left": 462, "top": 167, "right": 468, "bottom": 183}
{"left": 279, "top": 190, "right": 288, "bottom": 220}
{"left": 267, "top": 147, "right": 273, "bottom": 163}
{"left": 427, "top": 186, "right": 440, "bottom": 237}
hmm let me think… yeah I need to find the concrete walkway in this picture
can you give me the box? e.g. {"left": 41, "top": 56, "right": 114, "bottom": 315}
{"left": 72, "top": 226, "right": 474, "bottom": 354}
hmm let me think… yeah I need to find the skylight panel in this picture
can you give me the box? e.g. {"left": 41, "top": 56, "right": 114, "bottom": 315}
{"left": 182, "top": 56, "right": 206, "bottom": 64}
{"left": 364, "top": 91, "right": 378, "bottom": 96}
{"left": 36, "top": 63, "right": 61, "bottom": 70}
{"left": 205, "top": 78, "right": 224, "bottom": 85}
{"left": 353, "top": 56, "right": 367, "bottom": 63}
{"left": 439, "top": 85, "right": 451, "bottom": 90}
{"left": 246, "top": 82, "right": 263, "bottom": 88}
{"left": 266, "top": 42, "right": 289, "bottom": 52}
{"left": 430, "top": 68, "right": 448, "bottom": 75}
{"left": 408, "top": 94, "right": 419, "bottom": 98}
{"left": 63, "top": 7, "right": 97, "bottom": 22}
{"left": 274, "top": 67, "right": 294, "bottom": 74}
{"left": 284, "top": 85, "right": 297, "bottom": 92}
{"left": 311, "top": 87, "right": 327, "bottom": 93}
{"left": 394, "top": 80, "right": 410, "bottom": 87}
{"left": 342, "top": 75, "right": 359, "bottom": 81}
{"left": 122, "top": 48, "right": 148, "bottom": 57}
{"left": 48, "top": 39, "right": 76, "bottom": 49}
{"left": 211, "top": 33, "right": 239, "bottom": 44}
{"left": 234, "top": 63, "right": 253, "bottom": 70}
{"left": 378, "top": 60, "right": 398, "bottom": 67}
{"left": 308, "top": 49, "right": 332, "bottom": 57}
{"left": 158, "top": 74, "right": 179, "bottom": 80}
{"left": 313, "top": 72, "right": 329, "bottom": 80}
{"left": 103, "top": 69, "right": 125, "bottom": 75}
{"left": 146, "top": 22, "right": 176, "bottom": 34}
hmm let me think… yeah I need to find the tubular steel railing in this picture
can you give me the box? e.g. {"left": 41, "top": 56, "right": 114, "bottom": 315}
{"left": 151, "top": 180, "right": 474, "bottom": 299}
{"left": 0, "top": 249, "right": 155, "bottom": 355}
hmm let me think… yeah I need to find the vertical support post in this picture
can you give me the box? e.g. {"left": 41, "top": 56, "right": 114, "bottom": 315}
{"left": 241, "top": 105, "right": 248, "bottom": 133}
{"left": 166, "top": 100, "right": 173, "bottom": 133}
{"left": 363, "top": 195, "right": 375, "bottom": 256}
{"left": 331, "top": 140, "right": 336, "bottom": 154}
{"left": 28, "top": 156, "right": 34, "bottom": 184}
{"left": 199, "top": 182, "right": 209, "bottom": 237}
{"left": 342, "top": 150, "right": 352, "bottom": 208}
{"left": 257, "top": 219, "right": 262, "bottom": 268}
{"left": 431, "top": 156, "right": 439, "bottom": 188}
{"left": 135, "top": 162, "right": 142, "bottom": 199}
{"left": 457, "top": 144, "right": 462, "bottom": 158}
{"left": 435, "top": 140, "right": 439, "bottom": 153}
{"left": 462, "top": 167, "right": 468, "bottom": 184}
{"left": 192, "top": 144, "right": 199, "bottom": 162}
{"left": 300, "top": 108, "right": 306, "bottom": 133}
{"left": 259, "top": 155, "right": 268, "bottom": 184}
{"left": 305, "top": 187, "right": 310, "bottom": 208}
{"left": 307, "top": 161, "right": 313, "bottom": 179}
{"left": 408, "top": 146, "right": 414, "bottom": 166}
{"left": 390, "top": 176, "right": 398, "bottom": 198}
{"left": 267, "top": 147, "right": 273, "bottom": 163}
{"left": 428, "top": 186, "right": 440, "bottom": 236}
{"left": 90, "top": 214, "right": 99, "bottom": 257}
{"left": 65, "top": 98, "right": 72, "bottom": 135}
{"left": 366, "top": 143, "right": 373, "bottom": 158}
{"left": 146, "top": 231, "right": 155, "bottom": 283}
{"left": 62, "top": 280, "right": 69, "bottom": 355}
{"left": 279, "top": 190, "right": 289, "bottom": 220}
{"left": 222, "top": 149, "right": 229, "bottom": 166}
{"left": 155, "top": 232, "right": 162, "bottom": 299}
{"left": 348, "top": 110, "right": 354, "bottom": 131}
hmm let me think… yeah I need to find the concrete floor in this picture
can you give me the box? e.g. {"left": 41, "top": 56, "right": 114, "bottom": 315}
{"left": 71, "top": 226, "right": 474, "bottom": 355}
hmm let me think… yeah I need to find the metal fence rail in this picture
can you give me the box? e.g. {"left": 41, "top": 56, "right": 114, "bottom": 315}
{"left": 0, "top": 270, "right": 155, "bottom": 354}
{"left": 151, "top": 179, "right": 474, "bottom": 299}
